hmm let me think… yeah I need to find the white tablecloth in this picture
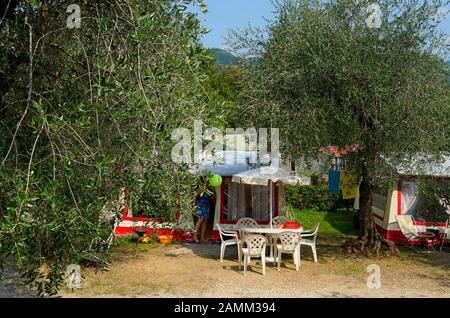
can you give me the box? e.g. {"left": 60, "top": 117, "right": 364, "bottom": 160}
{"left": 242, "top": 226, "right": 303, "bottom": 235}
{"left": 221, "top": 224, "right": 303, "bottom": 234}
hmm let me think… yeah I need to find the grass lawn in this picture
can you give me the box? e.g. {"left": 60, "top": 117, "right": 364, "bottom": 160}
{"left": 288, "top": 208, "right": 358, "bottom": 237}
{"left": 54, "top": 207, "right": 450, "bottom": 298}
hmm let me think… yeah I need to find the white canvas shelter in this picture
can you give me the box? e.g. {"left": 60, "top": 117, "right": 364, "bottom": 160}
{"left": 354, "top": 155, "right": 450, "bottom": 243}
{"left": 195, "top": 151, "right": 310, "bottom": 230}
{"left": 231, "top": 166, "right": 311, "bottom": 187}
{"left": 232, "top": 166, "right": 311, "bottom": 228}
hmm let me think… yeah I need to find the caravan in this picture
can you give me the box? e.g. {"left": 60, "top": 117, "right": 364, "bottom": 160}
{"left": 354, "top": 155, "right": 450, "bottom": 244}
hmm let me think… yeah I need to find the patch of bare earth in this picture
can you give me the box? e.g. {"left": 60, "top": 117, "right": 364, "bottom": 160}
{"left": 60, "top": 237, "right": 450, "bottom": 298}
{"left": 0, "top": 262, "right": 37, "bottom": 298}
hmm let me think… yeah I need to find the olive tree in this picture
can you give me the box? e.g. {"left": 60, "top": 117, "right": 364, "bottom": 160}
{"left": 228, "top": 0, "right": 450, "bottom": 255}
{"left": 0, "top": 0, "right": 219, "bottom": 295}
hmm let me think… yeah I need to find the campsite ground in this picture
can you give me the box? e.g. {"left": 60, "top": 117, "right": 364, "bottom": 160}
{"left": 58, "top": 239, "right": 449, "bottom": 298}
{"left": 1, "top": 210, "right": 449, "bottom": 298}
{"left": 58, "top": 210, "right": 450, "bottom": 298}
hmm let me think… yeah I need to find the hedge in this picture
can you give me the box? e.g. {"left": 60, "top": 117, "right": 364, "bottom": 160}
{"left": 285, "top": 185, "right": 340, "bottom": 211}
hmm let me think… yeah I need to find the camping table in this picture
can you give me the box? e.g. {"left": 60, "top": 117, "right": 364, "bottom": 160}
{"left": 427, "top": 225, "right": 450, "bottom": 248}
{"left": 240, "top": 226, "right": 304, "bottom": 263}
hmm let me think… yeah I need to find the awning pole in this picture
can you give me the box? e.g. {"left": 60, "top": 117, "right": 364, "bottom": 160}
{"left": 269, "top": 179, "right": 273, "bottom": 229}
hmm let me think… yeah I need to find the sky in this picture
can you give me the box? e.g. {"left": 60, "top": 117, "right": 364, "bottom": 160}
{"left": 193, "top": 0, "right": 450, "bottom": 49}
{"left": 195, "top": 0, "right": 275, "bottom": 49}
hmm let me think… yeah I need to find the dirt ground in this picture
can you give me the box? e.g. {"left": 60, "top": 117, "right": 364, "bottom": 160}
{"left": 57, "top": 237, "right": 450, "bottom": 298}
{"left": 1, "top": 237, "right": 448, "bottom": 298}
{"left": 0, "top": 262, "right": 37, "bottom": 298}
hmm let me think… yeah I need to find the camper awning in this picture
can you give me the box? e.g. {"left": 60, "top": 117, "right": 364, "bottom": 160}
{"left": 231, "top": 166, "right": 311, "bottom": 186}
{"left": 231, "top": 166, "right": 310, "bottom": 229}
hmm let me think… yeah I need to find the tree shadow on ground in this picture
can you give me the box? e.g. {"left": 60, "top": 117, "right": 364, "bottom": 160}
{"left": 185, "top": 244, "right": 310, "bottom": 275}
{"left": 399, "top": 246, "right": 450, "bottom": 270}
{"left": 181, "top": 242, "right": 222, "bottom": 260}
{"left": 396, "top": 246, "right": 450, "bottom": 289}
{"left": 0, "top": 262, "right": 37, "bottom": 298}
{"left": 108, "top": 239, "right": 166, "bottom": 263}
{"left": 180, "top": 233, "right": 349, "bottom": 267}
{"left": 313, "top": 235, "right": 349, "bottom": 261}
{"left": 323, "top": 210, "right": 358, "bottom": 236}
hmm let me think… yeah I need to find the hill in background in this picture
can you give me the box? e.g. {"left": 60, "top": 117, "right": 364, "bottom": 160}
{"left": 207, "top": 48, "right": 237, "bottom": 65}
{"left": 208, "top": 49, "right": 450, "bottom": 70}
{"left": 207, "top": 48, "right": 259, "bottom": 66}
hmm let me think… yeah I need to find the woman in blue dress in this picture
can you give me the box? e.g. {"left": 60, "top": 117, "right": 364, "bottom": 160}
{"left": 194, "top": 186, "right": 214, "bottom": 243}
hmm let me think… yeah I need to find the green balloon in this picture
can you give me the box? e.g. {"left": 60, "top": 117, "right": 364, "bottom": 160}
{"left": 209, "top": 174, "right": 222, "bottom": 187}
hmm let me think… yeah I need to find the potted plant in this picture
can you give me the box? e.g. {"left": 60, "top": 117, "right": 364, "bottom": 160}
{"left": 155, "top": 218, "right": 189, "bottom": 245}
{"left": 155, "top": 227, "right": 173, "bottom": 245}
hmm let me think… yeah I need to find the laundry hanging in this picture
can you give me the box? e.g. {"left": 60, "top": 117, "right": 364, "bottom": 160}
{"left": 340, "top": 171, "right": 358, "bottom": 199}
{"left": 328, "top": 170, "right": 340, "bottom": 194}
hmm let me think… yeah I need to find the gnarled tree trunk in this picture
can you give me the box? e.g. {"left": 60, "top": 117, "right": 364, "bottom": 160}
{"left": 344, "top": 163, "right": 399, "bottom": 256}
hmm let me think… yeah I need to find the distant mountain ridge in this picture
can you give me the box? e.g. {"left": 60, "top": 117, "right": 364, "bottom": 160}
{"left": 207, "top": 48, "right": 259, "bottom": 66}
{"left": 207, "top": 48, "right": 237, "bottom": 65}
{"left": 208, "top": 49, "right": 450, "bottom": 70}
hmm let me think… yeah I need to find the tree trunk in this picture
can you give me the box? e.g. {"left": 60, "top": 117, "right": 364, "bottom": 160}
{"left": 358, "top": 174, "right": 380, "bottom": 246}
{"left": 343, "top": 164, "right": 399, "bottom": 256}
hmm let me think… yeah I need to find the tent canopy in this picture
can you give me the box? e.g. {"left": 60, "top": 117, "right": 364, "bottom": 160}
{"left": 231, "top": 166, "right": 310, "bottom": 228}
{"left": 231, "top": 166, "right": 311, "bottom": 186}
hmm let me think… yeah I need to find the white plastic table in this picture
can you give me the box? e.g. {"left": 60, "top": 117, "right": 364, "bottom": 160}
{"left": 242, "top": 226, "right": 303, "bottom": 235}
{"left": 221, "top": 224, "right": 303, "bottom": 235}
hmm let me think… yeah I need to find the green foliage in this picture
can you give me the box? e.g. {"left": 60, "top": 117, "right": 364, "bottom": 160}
{"left": 309, "top": 174, "right": 321, "bottom": 186}
{"left": 0, "top": 0, "right": 223, "bottom": 295}
{"left": 204, "top": 62, "right": 243, "bottom": 127}
{"left": 229, "top": 0, "right": 450, "bottom": 177}
{"left": 415, "top": 178, "right": 450, "bottom": 222}
{"left": 285, "top": 185, "right": 339, "bottom": 211}
{"left": 228, "top": 0, "right": 450, "bottom": 243}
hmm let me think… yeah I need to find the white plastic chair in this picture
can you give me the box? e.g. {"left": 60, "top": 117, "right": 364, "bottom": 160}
{"left": 217, "top": 224, "right": 241, "bottom": 268}
{"left": 241, "top": 235, "right": 268, "bottom": 276}
{"left": 270, "top": 216, "right": 289, "bottom": 248}
{"left": 275, "top": 232, "right": 301, "bottom": 271}
{"left": 300, "top": 223, "right": 320, "bottom": 263}
{"left": 271, "top": 216, "right": 289, "bottom": 227}
{"left": 236, "top": 217, "right": 258, "bottom": 227}
{"left": 236, "top": 217, "right": 258, "bottom": 238}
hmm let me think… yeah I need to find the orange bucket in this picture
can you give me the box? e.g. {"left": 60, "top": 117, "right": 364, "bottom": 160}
{"left": 159, "top": 235, "right": 173, "bottom": 245}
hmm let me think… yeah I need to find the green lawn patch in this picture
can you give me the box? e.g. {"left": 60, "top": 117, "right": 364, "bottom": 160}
{"left": 288, "top": 207, "right": 358, "bottom": 237}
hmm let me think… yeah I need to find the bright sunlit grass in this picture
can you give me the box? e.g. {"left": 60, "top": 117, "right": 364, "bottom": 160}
{"left": 288, "top": 208, "right": 358, "bottom": 237}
